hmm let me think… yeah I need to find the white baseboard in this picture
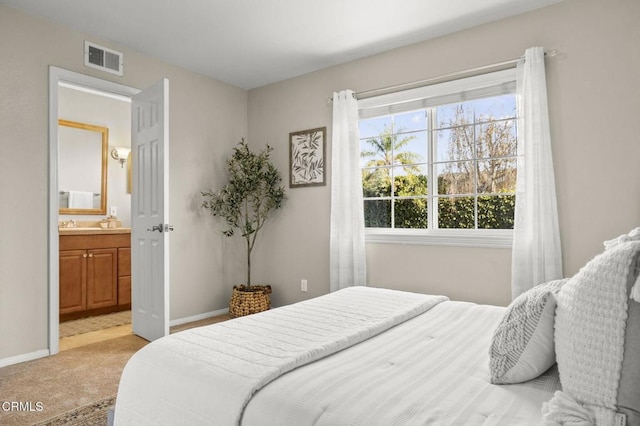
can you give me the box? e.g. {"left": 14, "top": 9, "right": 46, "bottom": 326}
{"left": 169, "top": 308, "right": 229, "bottom": 327}
{"left": 0, "top": 311, "right": 229, "bottom": 368}
{"left": 0, "top": 349, "right": 50, "bottom": 368}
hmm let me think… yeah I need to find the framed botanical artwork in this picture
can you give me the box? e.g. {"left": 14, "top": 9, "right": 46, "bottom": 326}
{"left": 289, "top": 127, "right": 326, "bottom": 187}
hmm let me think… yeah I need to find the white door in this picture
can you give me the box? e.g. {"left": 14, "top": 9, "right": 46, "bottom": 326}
{"left": 131, "top": 79, "right": 170, "bottom": 341}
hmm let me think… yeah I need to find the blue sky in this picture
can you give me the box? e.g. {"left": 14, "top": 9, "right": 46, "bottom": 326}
{"left": 359, "top": 94, "right": 517, "bottom": 168}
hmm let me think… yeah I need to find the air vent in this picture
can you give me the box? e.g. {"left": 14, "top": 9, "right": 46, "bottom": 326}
{"left": 84, "top": 41, "right": 123, "bottom": 76}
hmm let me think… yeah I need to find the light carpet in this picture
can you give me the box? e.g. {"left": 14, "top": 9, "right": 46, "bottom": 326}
{"left": 1, "top": 314, "right": 230, "bottom": 425}
{"left": 0, "top": 334, "right": 146, "bottom": 426}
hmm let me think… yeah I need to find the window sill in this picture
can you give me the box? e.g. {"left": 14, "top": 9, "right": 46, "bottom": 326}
{"left": 365, "top": 228, "right": 513, "bottom": 248}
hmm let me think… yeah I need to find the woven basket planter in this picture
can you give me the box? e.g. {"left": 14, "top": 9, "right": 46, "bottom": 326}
{"left": 229, "top": 284, "right": 272, "bottom": 318}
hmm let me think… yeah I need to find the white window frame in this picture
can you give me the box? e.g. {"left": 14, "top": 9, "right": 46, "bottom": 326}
{"left": 358, "top": 69, "right": 517, "bottom": 248}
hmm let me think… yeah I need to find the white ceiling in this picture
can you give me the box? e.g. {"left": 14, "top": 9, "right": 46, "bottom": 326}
{"left": 1, "top": 0, "right": 563, "bottom": 89}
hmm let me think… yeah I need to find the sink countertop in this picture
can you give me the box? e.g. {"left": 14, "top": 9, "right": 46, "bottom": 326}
{"left": 59, "top": 227, "right": 131, "bottom": 235}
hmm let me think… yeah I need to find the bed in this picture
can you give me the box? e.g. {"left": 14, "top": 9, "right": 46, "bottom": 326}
{"left": 114, "top": 230, "right": 640, "bottom": 426}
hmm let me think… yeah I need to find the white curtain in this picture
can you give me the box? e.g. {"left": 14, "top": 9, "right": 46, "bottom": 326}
{"left": 330, "top": 90, "right": 367, "bottom": 292}
{"left": 511, "top": 47, "right": 563, "bottom": 299}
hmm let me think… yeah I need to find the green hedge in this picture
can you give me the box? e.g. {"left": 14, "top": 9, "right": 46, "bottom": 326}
{"left": 363, "top": 174, "right": 515, "bottom": 229}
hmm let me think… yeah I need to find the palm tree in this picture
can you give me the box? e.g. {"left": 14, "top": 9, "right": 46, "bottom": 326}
{"left": 361, "top": 124, "right": 421, "bottom": 170}
{"left": 361, "top": 125, "right": 423, "bottom": 196}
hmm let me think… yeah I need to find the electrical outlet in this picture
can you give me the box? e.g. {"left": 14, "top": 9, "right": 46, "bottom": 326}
{"left": 109, "top": 206, "right": 118, "bottom": 217}
{"left": 301, "top": 279, "right": 308, "bottom": 292}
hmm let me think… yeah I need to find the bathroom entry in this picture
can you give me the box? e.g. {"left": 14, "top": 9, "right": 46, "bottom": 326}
{"left": 57, "top": 82, "right": 133, "bottom": 346}
{"left": 49, "top": 67, "right": 171, "bottom": 354}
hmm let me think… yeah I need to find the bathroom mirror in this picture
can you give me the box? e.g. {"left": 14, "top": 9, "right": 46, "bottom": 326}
{"left": 58, "top": 119, "right": 108, "bottom": 215}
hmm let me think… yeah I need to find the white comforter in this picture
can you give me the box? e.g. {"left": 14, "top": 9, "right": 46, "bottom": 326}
{"left": 114, "top": 287, "right": 447, "bottom": 425}
{"left": 242, "top": 300, "right": 561, "bottom": 425}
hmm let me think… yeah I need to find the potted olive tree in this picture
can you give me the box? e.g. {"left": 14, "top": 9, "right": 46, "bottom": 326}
{"left": 202, "top": 139, "right": 286, "bottom": 317}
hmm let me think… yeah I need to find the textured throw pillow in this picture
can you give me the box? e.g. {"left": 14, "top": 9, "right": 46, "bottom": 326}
{"left": 618, "top": 292, "right": 640, "bottom": 426}
{"left": 554, "top": 234, "right": 640, "bottom": 426}
{"left": 489, "top": 278, "right": 567, "bottom": 384}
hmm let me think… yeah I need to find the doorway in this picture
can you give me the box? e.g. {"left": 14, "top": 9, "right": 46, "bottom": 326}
{"left": 48, "top": 67, "right": 140, "bottom": 355}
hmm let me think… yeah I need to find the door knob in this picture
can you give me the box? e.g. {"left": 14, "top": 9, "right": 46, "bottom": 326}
{"left": 147, "top": 223, "right": 175, "bottom": 232}
{"left": 147, "top": 223, "right": 163, "bottom": 232}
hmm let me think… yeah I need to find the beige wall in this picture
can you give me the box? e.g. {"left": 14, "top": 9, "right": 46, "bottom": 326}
{"left": 247, "top": 0, "right": 640, "bottom": 307}
{"left": 0, "top": 5, "right": 247, "bottom": 361}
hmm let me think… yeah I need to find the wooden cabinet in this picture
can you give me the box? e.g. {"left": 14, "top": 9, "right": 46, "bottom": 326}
{"left": 59, "top": 233, "right": 131, "bottom": 321}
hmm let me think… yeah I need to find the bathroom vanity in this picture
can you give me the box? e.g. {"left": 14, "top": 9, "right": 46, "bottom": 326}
{"left": 59, "top": 227, "right": 131, "bottom": 322}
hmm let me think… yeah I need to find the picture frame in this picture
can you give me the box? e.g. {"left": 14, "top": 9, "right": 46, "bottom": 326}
{"left": 289, "top": 127, "right": 326, "bottom": 187}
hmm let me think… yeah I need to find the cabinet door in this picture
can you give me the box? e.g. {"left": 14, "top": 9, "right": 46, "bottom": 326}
{"left": 118, "top": 276, "right": 132, "bottom": 305}
{"left": 86, "top": 248, "right": 118, "bottom": 309}
{"left": 118, "top": 247, "right": 131, "bottom": 277}
{"left": 118, "top": 247, "right": 132, "bottom": 305}
{"left": 59, "top": 250, "right": 87, "bottom": 315}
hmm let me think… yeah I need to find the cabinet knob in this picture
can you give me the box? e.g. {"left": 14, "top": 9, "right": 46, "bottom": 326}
{"left": 88, "top": 253, "right": 93, "bottom": 257}
{"left": 83, "top": 254, "right": 87, "bottom": 258}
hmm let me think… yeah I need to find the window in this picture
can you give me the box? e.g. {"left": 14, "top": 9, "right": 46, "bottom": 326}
{"left": 358, "top": 69, "right": 517, "bottom": 247}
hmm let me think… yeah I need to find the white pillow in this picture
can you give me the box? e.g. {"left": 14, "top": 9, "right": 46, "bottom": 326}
{"left": 554, "top": 237, "right": 640, "bottom": 425}
{"left": 489, "top": 279, "right": 566, "bottom": 384}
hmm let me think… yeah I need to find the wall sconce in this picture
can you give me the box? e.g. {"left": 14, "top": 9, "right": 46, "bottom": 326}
{"left": 110, "top": 147, "right": 131, "bottom": 168}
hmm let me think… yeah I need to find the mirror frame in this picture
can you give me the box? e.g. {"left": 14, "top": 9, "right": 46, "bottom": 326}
{"left": 58, "top": 119, "right": 109, "bottom": 215}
